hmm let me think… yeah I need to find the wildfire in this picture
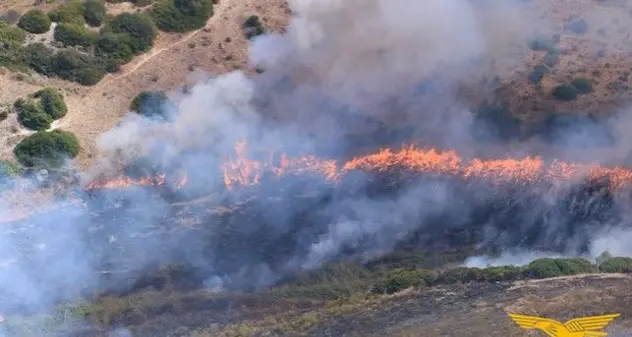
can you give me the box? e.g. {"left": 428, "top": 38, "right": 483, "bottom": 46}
{"left": 85, "top": 173, "right": 188, "bottom": 190}
{"left": 222, "top": 143, "right": 632, "bottom": 191}
{"left": 85, "top": 142, "right": 632, "bottom": 192}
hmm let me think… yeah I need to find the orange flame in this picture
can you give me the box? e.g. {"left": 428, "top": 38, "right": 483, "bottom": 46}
{"left": 85, "top": 142, "right": 632, "bottom": 193}
{"left": 222, "top": 142, "right": 632, "bottom": 191}
{"left": 85, "top": 173, "right": 188, "bottom": 190}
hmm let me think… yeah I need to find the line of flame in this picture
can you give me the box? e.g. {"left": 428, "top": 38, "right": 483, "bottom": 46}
{"left": 84, "top": 142, "right": 632, "bottom": 192}
{"left": 222, "top": 143, "right": 632, "bottom": 191}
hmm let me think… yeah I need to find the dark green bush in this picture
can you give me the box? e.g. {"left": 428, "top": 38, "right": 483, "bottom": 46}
{"left": 599, "top": 257, "right": 632, "bottom": 273}
{"left": 18, "top": 9, "right": 51, "bottom": 34}
{"left": 95, "top": 32, "right": 134, "bottom": 65}
{"left": 48, "top": 0, "right": 85, "bottom": 25}
{"left": 130, "top": 90, "right": 167, "bottom": 112}
{"left": 529, "top": 64, "right": 548, "bottom": 84}
{"left": 34, "top": 88, "right": 67, "bottom": 119}
{"left": 17, "top": 102, "right": 53, "bottom": 130}
{"left": 566, "top": 19, "right": 588, "bottom": 35}
{"left": 551, "top": 84, "right": 578, "bottom": 101}
{"left": 54, "top": 23, "right": 98, "bottom": 47}
{"left": 50, "top": 50, "right": 106, "bottom": 85}
{"left": 23, "top": 43, "right": 53, "bottom": 74}
{"left": 525, "top": 258, "right": 563, "bottom": 278}
{"left": 150, "top": 0, "right": 213, "bottom": 33}
{"left": 83, "top": 0, "right": 106, "bottom": 26}
{"left": 14, "top": 130, "right": 80, "bottom": 168}
{"left": 130, "top": 90, "right": 177, "bottom": 121}
{"left": 570, "top": 77, "right": 593, "bottom": 94}
{"left": 0, "top": 21, "right": 26, "bottom": 44}
{"left": 554, "top": 258, "right": 595, "bottom": 275}
{"left": 243, "top": 15, "right": 264, "bottom": 39}
{"left": 0, "top": 43, "right": 29, "bottom": 71}
{"left": 105, "top": 13, "right": 157, "bottom": 54}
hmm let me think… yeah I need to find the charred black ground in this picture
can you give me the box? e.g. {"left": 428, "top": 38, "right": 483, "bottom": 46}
{"left": 0, "top": 167, "right": 627, "bottom": 315}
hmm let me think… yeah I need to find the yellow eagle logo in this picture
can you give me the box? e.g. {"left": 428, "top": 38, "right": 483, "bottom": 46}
{"left": 508, "top": 313, "right": 620, "bottom": 337}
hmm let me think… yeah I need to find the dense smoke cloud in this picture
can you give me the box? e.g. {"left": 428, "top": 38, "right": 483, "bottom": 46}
{"left": 2, "top": 0, "right": 632, "bottom": 334}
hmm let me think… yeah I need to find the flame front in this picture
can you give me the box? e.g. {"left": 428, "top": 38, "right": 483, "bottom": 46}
{"left": 222, "top": 142, "right": 632, "bottom": 191}
{"left": 86, "top": 142, "right": 632, "bottom": 192}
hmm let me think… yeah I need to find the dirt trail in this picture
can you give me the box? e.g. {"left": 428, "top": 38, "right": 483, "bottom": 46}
{"left": 58, "top": 0, "right": 290, "bottom": 168}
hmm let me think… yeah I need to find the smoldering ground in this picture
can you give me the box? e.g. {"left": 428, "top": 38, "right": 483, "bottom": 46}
{"left": 1, "top": 0, "right": 632, "bottom": 333}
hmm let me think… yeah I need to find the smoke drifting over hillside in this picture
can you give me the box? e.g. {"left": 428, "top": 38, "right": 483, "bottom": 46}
{"left": 3, "top": 0, "right": 632, "bottom": 334}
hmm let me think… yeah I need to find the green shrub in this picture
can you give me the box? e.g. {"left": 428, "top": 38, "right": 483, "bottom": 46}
{"left": 481, "top": 265, "right": 523, "bottom": 282}
{"left": 551, "top": 84, "right": 578, "bottom": 101}
{"left": 570, "top": 77, "right": 593, "bottom": 94}
{"left": 130, "top": 90, "right": 168, "bottom": 113}
{"left": 18, "top": 9, "right": 51, "bottom": 34}
{"left": 529, "top": 64, "right": 548, "bottom": 84}
{"left": 554, "top": 258, "right": 595, "bottom": 275}
{"left": 50, "top": 50, "right": 106, "bottom": 85}
{"left": 150, "top": 0, "right": 213, "bottom": 33}
{"left": 0, "top": 43, "right": 29, "bottom": 71}
{"left": 49, "top": 0, "right": 85, "bottom": 25}
{"left": 54, "top": 23, "right": 98, "bottom": 47}
{"left": 23, "top": 43, "right": 53, "bottom": 74}
{"left": 83, "top": 0, "right": 106, "bottom": 26}
{"left": 243, "top": 15, "right": 264, "bottom": 39}
{"left": 371, "top": 268, "right": 431, "bottom": 294}
{"left": 95, "top": 32, "right": 134, "bottom": 65}
{"left": 525, "top": 258, "right": 563, "bottom": 278}
{"left": 566, "top": 19, "right": 588, "bottom": 35}
{"left": 599, "top": 257, "right": 632, "bottom": 273}
{"left": 34, "top": 88, "right": 67, "bottom": 119}
{"left": 15, "top": 97, "right": 52, "bottom": 130}
{"left": 104, "top": 13, "right": 157, "bottom": 54}
{"left": 0, "top": 21, "right": 26, "bottom": 44}
{"left": 14, "top": 130, "right": 80, "bottom": 168}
